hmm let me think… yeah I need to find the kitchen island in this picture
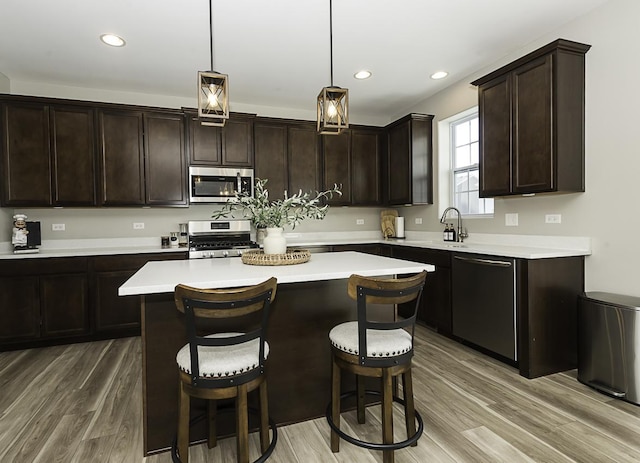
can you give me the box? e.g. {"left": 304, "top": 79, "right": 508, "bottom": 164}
{"left": 118, "top": 251, "right": 433, "bottom": 456}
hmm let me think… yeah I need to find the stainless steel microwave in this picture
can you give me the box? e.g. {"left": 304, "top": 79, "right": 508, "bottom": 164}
{"left": 189, "top": 166, "right": 254, "bottom": 203}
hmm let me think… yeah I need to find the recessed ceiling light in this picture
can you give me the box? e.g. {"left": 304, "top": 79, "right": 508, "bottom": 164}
{"left": 354, "top": 70, "right": 372, "bottom": 80}
{"left": 100, "top": 34, "right": 126, "bottom": 47}
{"left": 430, "top": 71, "right": 448, "bottom": 80}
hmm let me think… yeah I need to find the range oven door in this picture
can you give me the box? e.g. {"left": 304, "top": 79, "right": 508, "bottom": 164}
{"left": 189, "top": 166, "right": 254, "bottom": 203}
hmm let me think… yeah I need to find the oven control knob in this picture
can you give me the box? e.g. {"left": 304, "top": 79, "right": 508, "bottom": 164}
{"left": 203, "top": 251, "right": 211, "bottom": 258}
{"left": 222, "top": 250, "right": 229, "bottom": 257}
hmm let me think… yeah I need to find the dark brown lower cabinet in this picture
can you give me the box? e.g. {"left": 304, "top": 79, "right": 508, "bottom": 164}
{"left": 0, "top": 252, "right": 187, "bottom": 351}
{"left": 92, "top": 252, "right": 187, "bottom": 335}
{"left": 391, "top": 246, "right": 452, "bottom": 335}
{"left": 0, "top": 257, "right": 89, "bottom": 348}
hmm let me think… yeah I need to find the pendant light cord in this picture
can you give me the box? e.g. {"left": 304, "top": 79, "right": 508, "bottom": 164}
{"left": 209, "top": 0, "right": 214, "bottom": 71}
{"left": 329, "top": 0, "right": 334, "bottom": 87}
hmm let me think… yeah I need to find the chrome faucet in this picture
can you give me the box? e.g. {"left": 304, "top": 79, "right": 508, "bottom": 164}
{"left": 440, "top": 207, "right": 468, "bottom": 242}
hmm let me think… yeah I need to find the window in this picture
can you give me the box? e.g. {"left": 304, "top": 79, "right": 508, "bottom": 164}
{"left": 451, "top": 113, "right": 493, "bottom": 216}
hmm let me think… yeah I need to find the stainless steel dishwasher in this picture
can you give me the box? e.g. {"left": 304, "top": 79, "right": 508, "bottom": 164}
{"left": 452, "top": 253, "right": 517, "bottom": 361}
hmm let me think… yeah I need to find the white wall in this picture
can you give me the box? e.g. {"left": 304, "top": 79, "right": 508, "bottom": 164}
{"left": 2, "top": 205, "right": 382, "bottom": 243}
{"left": 400, "top": 0, "right": 639, "bottom": 296}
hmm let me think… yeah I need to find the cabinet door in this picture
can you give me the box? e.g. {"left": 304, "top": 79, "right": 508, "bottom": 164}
{"left": 478, "top": 74, "right": 512, "bottom": 197}
{"left": 322, "top": 133, "right": 351, "bottom": 205}
{"left": 351, "top": 129, "right": 381, "bottom": 205}
{"left": 50, "top": 106, "right": 97, "bottom": 205}
{"left": 144, "top": 112, "right": 188, "bottom": 205}
{"left": 99, "top": 110, "right": 145, "bottom": 205}
{"left": 1, "top": 102, "right": 52, "bottom": 205}
{"left": 0, "top": 276, "right": 40, "bottom": 342}
{"left": 40, "top": 274, "right": 89, "bottom": 337}
{"left": 386, "top": 120, "right": 411, "bottom": 205}
{"left": 222, "top": 117, "right": 254, "bottom": 167}
{"left": 512, "top": 55, "right": 553, "bottom": 193}
{"left": 95, "top": 270, "right": 140, "bottom": 332}
{"left": 188, "top": 113, "right": 222, "bottom": 165}
{"left": 288, "top": 123, "right": 320, "bottom": 194}
{"left": 254, "top": 122, "right": 288, "bottom": 199}
{"left": 392, "top": 247, "right": 452, "bottom": 334}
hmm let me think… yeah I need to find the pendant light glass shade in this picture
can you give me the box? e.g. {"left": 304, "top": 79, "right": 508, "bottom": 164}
{"left": 317, "top": 86, "right": 349, "bottom": 134}
{"left": 198, "top": 70, "right": 229, "bottom": 127}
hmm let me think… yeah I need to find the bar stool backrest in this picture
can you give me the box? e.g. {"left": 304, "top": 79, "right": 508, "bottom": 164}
{"left": 347, "top": 271, "right": 427, "bottom": 367}
{"left": 174, "top": 277, "right": 277, "bottom": 388}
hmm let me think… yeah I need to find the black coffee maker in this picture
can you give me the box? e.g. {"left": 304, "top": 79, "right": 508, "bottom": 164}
{"left": 12, "top": 214, "right": 41, "bottom": 254}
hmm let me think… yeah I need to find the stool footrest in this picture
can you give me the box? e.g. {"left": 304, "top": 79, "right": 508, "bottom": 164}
{"left": 171, "top": 406, "right": 278, "bottom": 463}
{"left": 326, "top": 389, "right": 424, "bottom": 451}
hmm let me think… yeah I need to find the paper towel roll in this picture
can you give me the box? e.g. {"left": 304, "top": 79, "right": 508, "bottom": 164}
{"left": 395, "top": 217, "right": 405, "bottom": 238}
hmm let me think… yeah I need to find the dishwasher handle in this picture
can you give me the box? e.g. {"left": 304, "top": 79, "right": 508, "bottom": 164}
{"left": 453, "top": 255, "right": 513, "bottom": 268}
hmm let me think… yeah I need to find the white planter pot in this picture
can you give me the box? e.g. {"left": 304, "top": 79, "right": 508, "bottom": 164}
{"left": 263, "top": 227, "right": 287, "bottom": 255}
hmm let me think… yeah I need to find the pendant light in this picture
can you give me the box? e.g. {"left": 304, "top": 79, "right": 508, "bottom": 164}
{"left": 198, "top": 0, "right": 229, "bottom": 127}
{"left": 317, "top": 0, "right": 349, "bottom": 135}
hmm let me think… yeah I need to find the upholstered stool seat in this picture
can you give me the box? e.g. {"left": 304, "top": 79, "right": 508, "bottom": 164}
{"left": 173, "top": 278, "right": 278, "bottom": 463}
{"left": 176, "top": 333, "right": 270, "bottom": 379}
{"left": 329, "top": 321, "right": 412, "bottom": 358}
{"left": 326, "top": 271, "right": 427, "bottom": 463}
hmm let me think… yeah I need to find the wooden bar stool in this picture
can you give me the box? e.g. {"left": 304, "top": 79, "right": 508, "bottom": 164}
{"left": 173, "top": 277, "right": 278, "bottom": 463}
{"left": 326, "top": 271, "right": 427, "bottom": 463}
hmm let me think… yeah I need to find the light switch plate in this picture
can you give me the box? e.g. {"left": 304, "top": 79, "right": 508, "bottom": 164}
{"left": 505, "top": 213, "right": 519, "bottom": 226}
{"left": 415, "top": 218, "right": 423, "bottom": 225}
{"left": 356, "top": 219, "right": 364, "bottom": 225}
{"left": 52, "top": 223, "right": 65, "bottom": 231}
{"left": 133, "top": 222, "right": 145, "bottom": 229}
{"left": 545, "top": 214, "right": 562, "bottom": 224}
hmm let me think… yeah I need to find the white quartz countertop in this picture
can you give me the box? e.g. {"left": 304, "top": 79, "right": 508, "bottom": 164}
{"left": 0, "top": 232, "right": 591, "bottom": 260}
{"left": 118, "top": 251, "right": 434, "bottom": 296}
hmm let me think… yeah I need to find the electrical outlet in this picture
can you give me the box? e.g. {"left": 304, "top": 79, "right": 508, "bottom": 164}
{"left": 415, "top": 218, "right": 423, "bottom": 225}
{"left": 133, "top": 222, "right": 145, "bottom": 230}
{"left": 545, "top": 214, "right": 562, "bottom": 224}
{"left": 52, "top": 223, "right": 65, "bottom": 231}
{"left": 505, "top": 213, "right": 519, "bottom": 226}
{"left": 356, "top": 219, "right": 365, "bottom": 225}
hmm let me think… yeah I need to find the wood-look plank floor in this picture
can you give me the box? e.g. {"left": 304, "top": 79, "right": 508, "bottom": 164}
{"left": 1, "top": 326, "right": 639, "bottom": 462}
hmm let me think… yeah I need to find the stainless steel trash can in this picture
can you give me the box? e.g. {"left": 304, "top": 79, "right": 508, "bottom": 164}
{"left": 578, "top": 291, "right": 640, "bottom": 405}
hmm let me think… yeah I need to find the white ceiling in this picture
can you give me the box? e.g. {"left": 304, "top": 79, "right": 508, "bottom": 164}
{"left": 0, "top": 0, "right": 608, "bottom": 122}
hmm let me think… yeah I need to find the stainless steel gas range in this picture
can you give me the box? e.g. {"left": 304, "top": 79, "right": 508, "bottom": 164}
{"left": 187, "top": 219, "right": 258, "bottom": 259}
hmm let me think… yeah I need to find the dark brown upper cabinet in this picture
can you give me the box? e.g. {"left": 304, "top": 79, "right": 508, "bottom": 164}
{"left": 187, "top": 111, "right": 255, "bottom": 167}
{"left": 98, "top": 108, "right": 187, "bottom": 206}
{"left": 322, "top": 126, "right": 382, "bottom": 206}
{"left": 472, "top": 39, "right": 591, "bottom": 197}
{"left": 384, "top": 113, "right": 434, "bottom": 205}
{"left": 1, "top": 98, "right": 97, "bottom": 206}
{"left": 98, "top": 109, "right": 146, "bottom": 205}
{"left": 254, "top": 119, "right": 320, "bottom": 200}
{"left": 51, "top": 105, "right": 97, "bottom": 205}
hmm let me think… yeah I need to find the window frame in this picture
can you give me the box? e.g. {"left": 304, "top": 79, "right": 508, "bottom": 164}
{"left": 449, "top": 110, "right": 493, "bottom": 218}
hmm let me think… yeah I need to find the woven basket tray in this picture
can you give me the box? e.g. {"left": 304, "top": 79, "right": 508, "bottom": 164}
{"left": 241, "top": 249, "right": 311, "bottom": 266}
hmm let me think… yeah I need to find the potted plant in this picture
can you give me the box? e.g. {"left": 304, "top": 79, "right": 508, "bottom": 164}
{"left": 212, "top": 178, "right": 342, "bottom": 254}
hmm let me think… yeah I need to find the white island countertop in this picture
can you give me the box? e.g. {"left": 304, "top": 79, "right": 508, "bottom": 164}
{"left": 118, "top": 251, "right": 434, "bottom": 296}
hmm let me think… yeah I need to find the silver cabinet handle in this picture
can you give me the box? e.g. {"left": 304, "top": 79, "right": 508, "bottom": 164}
{"left": 453, "top": 255, "right": 513, "bottom": 268}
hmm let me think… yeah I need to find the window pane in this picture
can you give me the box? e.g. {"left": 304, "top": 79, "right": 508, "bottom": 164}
{"left": 469, "top": 191, "right": 479, "bottom": 215}
{"left": 455, "top": 145, "right": 471, "bottom": 168}
{"left": 470, "top": 118, "right": 479, "bottom": 142}
{"left": 470, "top": 141, "right": 479, "bottom": 165}
{"left": 454, "top": 171, "right": 468, "bottom": 193}
{"left": 455, "top": 121, "right": 470, "bottom": 146}
{"left": 455, "top": 192, "right": 469, "bottom": 215}
{"left": 469, "top": 169, "right": 479, "bottom": 191}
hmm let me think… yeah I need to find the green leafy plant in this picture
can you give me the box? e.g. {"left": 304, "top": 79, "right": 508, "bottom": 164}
{"left": 212, "top": 178, "right": 342, "bottom": 229}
